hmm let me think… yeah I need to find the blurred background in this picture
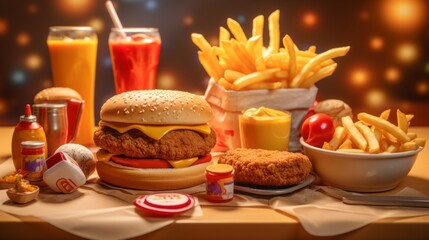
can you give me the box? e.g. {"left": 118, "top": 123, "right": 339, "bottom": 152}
{"left": 0, "top": 0, "right": 428, "bottom": 125}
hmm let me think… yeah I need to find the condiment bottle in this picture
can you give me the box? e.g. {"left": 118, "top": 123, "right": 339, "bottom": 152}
{"left": 205, "top": 164, "right": 234, "bottom": 203}
{"left": 21, "top": 141, "right": 45, "bottom": 182}
{"left": 11, "top": 104, "right": 47, "bottom": 170}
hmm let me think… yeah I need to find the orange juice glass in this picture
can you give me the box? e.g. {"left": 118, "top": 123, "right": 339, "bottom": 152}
{"left": 47, "top": 26, "right": 97, "bottom": 146}
{"left": 239, "top": 107, "right": 291, "bottom": 151}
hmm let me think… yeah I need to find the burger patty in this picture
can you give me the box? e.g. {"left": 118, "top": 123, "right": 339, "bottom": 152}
{"left": 94, "top": 126, "right": 217, "bottom": 160}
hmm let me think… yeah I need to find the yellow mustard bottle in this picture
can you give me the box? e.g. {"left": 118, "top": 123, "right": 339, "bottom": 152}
{"left": 11, "top": 104, "right": 47, "bottom": 170}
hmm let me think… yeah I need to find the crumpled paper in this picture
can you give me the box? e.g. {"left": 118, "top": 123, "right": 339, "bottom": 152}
{"left": 270, "top": 186, "right": 429, "bottom": 236}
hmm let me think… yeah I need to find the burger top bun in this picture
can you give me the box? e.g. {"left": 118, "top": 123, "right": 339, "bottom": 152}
{"left": 100, "top": 90, "right": 213, "bottom": 125}
{"left": 34, "top": 87, "right": 82, "bottom": 103}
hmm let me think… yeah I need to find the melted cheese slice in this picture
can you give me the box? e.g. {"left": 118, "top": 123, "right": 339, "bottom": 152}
{"left": 168, "top": 157, "right": 198, "bottom": 168}
{"left": 100, "top": 121, "right": 211, "bottom": 140}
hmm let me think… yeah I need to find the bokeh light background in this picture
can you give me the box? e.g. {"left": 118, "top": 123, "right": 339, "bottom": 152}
{"left": 0, "top": 0, "right": 428, "bottom": 125}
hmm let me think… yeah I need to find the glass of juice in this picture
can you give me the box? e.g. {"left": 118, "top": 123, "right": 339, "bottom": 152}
{"left": 47, "top": 26, "right": 97, "bottom": 147}
{"left": 109, "top": 28, "right": 161, "bottom": 94}
{"left": 239, "top": 107, "right": 291, "bottom": 151}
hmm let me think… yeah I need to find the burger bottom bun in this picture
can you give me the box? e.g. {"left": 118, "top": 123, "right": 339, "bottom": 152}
{"left": 96, "top": 160, "right": 213, "bottom": 190}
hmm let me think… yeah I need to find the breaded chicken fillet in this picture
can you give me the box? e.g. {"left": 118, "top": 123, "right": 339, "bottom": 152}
{"left": 218, "top": 148, "right": 312, "bottom": 186}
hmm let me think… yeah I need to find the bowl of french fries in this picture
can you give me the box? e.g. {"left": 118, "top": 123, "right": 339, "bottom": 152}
{"left": 192, "top": 10, "right": 350, "bottom": 151}
{"left": 301, "top": 109, "right": 426, "bottom": 192}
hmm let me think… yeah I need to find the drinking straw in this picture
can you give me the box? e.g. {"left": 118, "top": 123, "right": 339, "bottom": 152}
{"left": 105, "top": 0, "right": 123, "bottom": 29}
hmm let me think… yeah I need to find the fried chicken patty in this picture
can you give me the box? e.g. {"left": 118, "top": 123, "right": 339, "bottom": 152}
{"left": 94, "top": 126, "right": 217, "bottom": 160}
{"left": 218, "top": 148, "right": 312, "bottom": 186}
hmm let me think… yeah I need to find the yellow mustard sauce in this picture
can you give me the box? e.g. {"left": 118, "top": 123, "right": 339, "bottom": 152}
{"left": 239, "top": 107, "right": 291, "bottom": 151}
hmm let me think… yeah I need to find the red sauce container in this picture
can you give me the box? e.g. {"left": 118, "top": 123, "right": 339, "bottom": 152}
{"left": 205, "top": 164, "right": 234, "bottom": 202}
{"left": 134, "top": 193, "right": 195, "bottom": 216}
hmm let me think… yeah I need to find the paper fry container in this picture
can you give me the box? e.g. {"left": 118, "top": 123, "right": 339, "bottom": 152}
{"left": 204, "top": 79, "right": 317, "bottom": 152}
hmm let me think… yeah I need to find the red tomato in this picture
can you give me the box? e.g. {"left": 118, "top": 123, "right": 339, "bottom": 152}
{"left": 111, "top": 154, "right": 212, "bottom": 168}
{"left": 301, "top": 113, "right": 335, "bottom": 148}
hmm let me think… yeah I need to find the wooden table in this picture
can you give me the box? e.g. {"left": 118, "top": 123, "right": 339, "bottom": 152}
{"left": 1, "top": 126, "right": 428, "bottom": 239}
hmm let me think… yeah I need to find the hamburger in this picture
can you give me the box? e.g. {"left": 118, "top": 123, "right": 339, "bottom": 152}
{"left": 34, "top": 87, "right": 82, "bottom": 103}
{"left": 94, "top": 90, "right": 217, "bottom": 190}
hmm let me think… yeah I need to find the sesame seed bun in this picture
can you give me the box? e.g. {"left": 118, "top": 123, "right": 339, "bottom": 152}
{"left": 99, "top": 89, "right": 213, "bottom": 125}
{"left": 34, "top": 87, "right": 82, "bottom": 103}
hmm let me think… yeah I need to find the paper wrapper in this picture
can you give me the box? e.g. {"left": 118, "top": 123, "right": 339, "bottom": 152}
{"left": 270, "top": 186, "right": 429, "bottom": 236}
{"left": 0, "top": 160, "right": 201, "bottom": 240}
{"left": 204, "top": 80, "right": 317, "bottom": 152}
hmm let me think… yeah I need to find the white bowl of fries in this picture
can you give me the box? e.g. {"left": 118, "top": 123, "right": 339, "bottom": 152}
{"left": 302, "top": 109, "right": 425, "bottom": 192}
{"left": 301, "top": 138, "right": 423, "bottom": 192}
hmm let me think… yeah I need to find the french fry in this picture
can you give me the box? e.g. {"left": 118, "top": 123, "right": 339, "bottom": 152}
{"left": 407, "top": 132, "right": 417, "bottom": 140}
{"left": 233, "top": 68, "right": 279, "bottom": 90}
{"left": 227, "top": 18, "right": 247, "bottom": 43}
{"left": 355, "top": 121, "right": 380, "bottom": 153}
{"left": 274, "top": 70, "right": 289, "bottom": 79}
{"left": 337, "top": 149, "right": 366, "bottom": 154}
{"left": 191, "top": 33, "right": 213, "bottom": 53}
{"left": 413, "top": 138, "right": 426, "bottom": 148}
{"left": 308, "top": 45, "right": 317, "bottom": 53}
{"left": 219, "top": 27, "right": 230, "bottom": 48}
{"left": 338, "top": 137, "right": 353, "bottom": 149}
{"left": 397, "top": 109, "right": 408, "bottom": 133}
{"left": 358, "top": 112, "right": 410, "bottom": 143}
{"left": 267, "top": 10, "right": 280, "bottom": 55}
{"left": 252, "top": 15, "right": 264, "bottom": 37}
{"left": 246, "top": 35, "right": 262, "bottom": 61}
{"left": 329, "top": 126, "right": 347, "bottom": 150}
{"left": 242, "top": 82, "right": 283, "bottom": 90}
{"left": 300, "top": 63, "right": 337, "bottom": 88}
{"left": 341, "top": 116, "right": 367, "bottom": 150}
{"left": 255, "top": 56, "right": 266, "bottom": 71}
{"left": 399, "top": 141, "right": 419, "bottom": 152}
{"left": 218, "top": 78, "right": 234, "bottom": 90}
{"left": 283, "top": 34, "right": 297, "bottom": 83}
{"left": 224, "top": 69, "right": 245, "bottom": 83}
{"left": 290, "top": 46, "right": 350, "bottom": 88}
{"left": 197, "top": 51, "right": 221, "bottom": 81}
{"left": 379, "top": 137, "right": 389, "bottom": 151}
{"left": 383, "top": 131, "right": 399, "bottom": 145}
{"left": 373, "top": 109, "right": 391, "bottom": 141}
{"left": 322, "top": 142, "right": 331, "bottom": 150}
{"left": 384, "top": 144, "right": 398, "bottom": 153}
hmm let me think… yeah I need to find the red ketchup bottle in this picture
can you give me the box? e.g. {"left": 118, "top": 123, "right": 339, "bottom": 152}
{"left": 11, "top": 104, "right": 47, "bottom": 170}
{"left": 205, "top": 164, "right": 235, "bottom": 203}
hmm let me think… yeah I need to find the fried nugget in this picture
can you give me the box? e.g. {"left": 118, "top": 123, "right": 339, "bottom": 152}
{"left": 94, "top": 126, "right": 217, "bottom": 160}
{"left": 218, "top": 148, "right": 312, "bottom": 186}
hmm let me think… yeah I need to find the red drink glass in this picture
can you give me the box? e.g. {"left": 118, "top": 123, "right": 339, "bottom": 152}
{"left": 109, "top": 28, "right": 161, "bottom": 94}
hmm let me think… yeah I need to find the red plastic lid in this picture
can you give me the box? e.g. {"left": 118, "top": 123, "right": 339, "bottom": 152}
{"left": 134, "top": 193, "right": 194, "bottom": 216}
